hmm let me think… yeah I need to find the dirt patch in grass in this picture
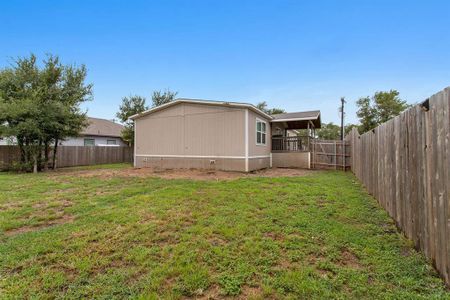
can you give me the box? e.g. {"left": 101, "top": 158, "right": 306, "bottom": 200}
{"left": 52, "top": 166, "right": 315, "bottom": 181}
{"left": 208, "top": 235, "right": 228, "bottom": 246}
{"left": 264, "top": 231, "right": 285, "bottom": 241}
{"left": 32, "top": 199, "right": 73, "bottom": 209}
{"left": 4, "top": 199, "right": 75, "bottom": 237}
{"left": 0, "top": 202, "right": 23, "bottom": 211}
{"left": 5, "top": 213, "right": 74, "bottom": 236}
{"left": 196, "top": 284, "right": 222, "bottom": 299}
{"left": 338, "top": 248, "right": 361, "bottom": 269}
{"left": 239, "top": 285, "right": 264, "bottom": 299}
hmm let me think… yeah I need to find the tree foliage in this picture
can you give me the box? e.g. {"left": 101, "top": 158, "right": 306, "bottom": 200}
{"left": 316, "top": 122, "right": 340, "bottom": 140}
{"left": 116, "top": 95, "right": 148, "bottom": 145}
{"left": 316, "top": 122, "right": 358, "bottom": 140}
{"left": 256, "top": 101, "right": 285, "bottom": 115}
{"left": 0, "top": 54, "right": 92, "bottom": 172}
{"left": 356, "top": 90, "right": 409, "bottom": 133}
{"left": 151, "top": 89, "right": 178, "bottom": 107}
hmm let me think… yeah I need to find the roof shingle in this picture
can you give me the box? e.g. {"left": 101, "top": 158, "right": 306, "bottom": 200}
{"left": 271, "top": 110, "right": 321, "bottom": 121}
{"left": 82, "top": 117, "right": 124, "bottom": 137}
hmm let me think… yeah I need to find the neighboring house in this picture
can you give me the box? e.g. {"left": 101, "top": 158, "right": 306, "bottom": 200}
{"left": 0, "top": 137, "right": 15, "bottom": 146}
{"left": 131, "top": 99, "right": 321, "bottom": 172}
{"left": 60, "top": 117, "right": 127, "bottom": 146}
{"left": 0, "top": 117, "right": 127, "bottom": 147}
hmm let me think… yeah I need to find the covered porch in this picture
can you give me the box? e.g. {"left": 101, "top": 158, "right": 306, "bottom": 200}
{"left": 270, "top": 110, "right": 321, "bottom": 168}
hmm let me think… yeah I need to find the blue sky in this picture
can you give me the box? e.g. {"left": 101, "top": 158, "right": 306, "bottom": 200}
{"left": 1, "top": 0, "right": 449, "bottom": 124}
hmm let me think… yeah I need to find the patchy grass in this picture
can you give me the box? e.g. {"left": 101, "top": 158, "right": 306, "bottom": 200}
{"left": 0, "top": 165, "right": 448, "bottom": 299}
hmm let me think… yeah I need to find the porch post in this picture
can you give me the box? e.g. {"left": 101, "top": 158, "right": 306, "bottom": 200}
{"left": 307, "top": 121, "right": 310, "bottom": 150}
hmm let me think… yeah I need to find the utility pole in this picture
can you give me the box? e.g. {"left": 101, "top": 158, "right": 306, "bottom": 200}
{"left": 340, "top": 97, "right": 346, "bottom": 141}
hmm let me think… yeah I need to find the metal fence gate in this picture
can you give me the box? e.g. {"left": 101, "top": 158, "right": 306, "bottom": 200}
{"left": 311, "top": 140, "right": 351, "bottom": 170}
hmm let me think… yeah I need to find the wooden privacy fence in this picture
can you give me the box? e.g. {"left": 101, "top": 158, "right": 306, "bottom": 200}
{"left": 311, "top": 140, "right": 351, "bottom": 170}
{"left": 347, "top": 87, "right": 450, "bottom": 285}
{"left": 0, "top": 146, "right": 133, "bottom": 170}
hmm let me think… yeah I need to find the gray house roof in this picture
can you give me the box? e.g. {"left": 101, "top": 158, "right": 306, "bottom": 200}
{"left": 82, "top": 117, "right": 124, "bottom": 137}
{"left": 129, "top": 98, "right": 321, "bottom": 129}
{"left": 271, "top": 110, "right": 321, "bottom": 128}
{"left": 130, "top": 98, "right": 273, "bottom": 120}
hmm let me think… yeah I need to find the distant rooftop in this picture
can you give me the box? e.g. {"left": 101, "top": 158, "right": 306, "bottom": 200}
{"left": 82, "top": 117, "right": 124, "bottom": 137}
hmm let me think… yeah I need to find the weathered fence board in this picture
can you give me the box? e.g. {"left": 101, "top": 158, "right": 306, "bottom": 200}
{"left": 0, "top": 146, "right": 21, "bottom": 170}
{"left": 0, "top": 146, "right": 133, "bottom": 170}
{"left": 347, "top": 87, "right": 450, "bottom": 285}
{"left": 311, "top": 140, "right": 351, "bottom": 170}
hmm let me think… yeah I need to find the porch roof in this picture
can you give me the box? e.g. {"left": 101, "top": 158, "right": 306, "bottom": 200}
{"left": 270, "top": 110, "right": 321, "bottom": 129}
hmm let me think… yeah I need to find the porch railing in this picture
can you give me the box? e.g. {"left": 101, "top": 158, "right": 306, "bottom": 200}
{"left": 271, "top": 136, "right": 312, "bottom": 152}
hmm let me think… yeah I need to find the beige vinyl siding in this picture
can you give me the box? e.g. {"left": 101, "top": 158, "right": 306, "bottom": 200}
{"left": 135, "top": 112, "right": 185, "bottom": 155}
{"left": 135, "top": 102, "right": 246, "bottom": 170}
{"left": 183, "top": 104, "right": 245, "bottom": 156}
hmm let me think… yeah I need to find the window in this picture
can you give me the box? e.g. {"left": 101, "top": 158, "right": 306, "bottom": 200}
{"left": 107, "top": 139, "right": 116, "bottom": 145}
{"left": 256, "top": 119, "right": 267, "bottom": 145}
{"left": 84, "top": 138, "right": 95, "bottom": 146}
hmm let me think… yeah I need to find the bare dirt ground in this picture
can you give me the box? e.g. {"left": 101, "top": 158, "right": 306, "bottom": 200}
{"left": 53, "top": 166, "right": 317, "bottom": 181}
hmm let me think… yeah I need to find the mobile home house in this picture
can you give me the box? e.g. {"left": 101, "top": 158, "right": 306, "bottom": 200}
{"left": 131, "top": 99, "right": 320, "bottom": 172}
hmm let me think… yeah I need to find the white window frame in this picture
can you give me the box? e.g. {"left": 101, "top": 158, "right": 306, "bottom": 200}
{"left": 107, "top": 139, "right": 117, "bottom": 145}
{"left": 255, "top": 118, "right": 267, "bottom": 146}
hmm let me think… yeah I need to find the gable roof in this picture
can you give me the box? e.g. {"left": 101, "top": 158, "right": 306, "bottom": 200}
{"left": 82, "top": 117, "right": 124, "bottom": 137}
{"left": 271, "top": 110, "right": 321, "bottom": 128}
{"left": 129, "top": 98, "right": 273, "bottom": 120}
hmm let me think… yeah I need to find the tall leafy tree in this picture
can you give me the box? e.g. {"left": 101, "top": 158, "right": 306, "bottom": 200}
{"left": 373, "top": 90, "right": 409, "bottom": 123}
{"left": 356, "top": 96, "right": 378, "bottom": 134}
{"left": 316, "top": 122, "right": 340, "bottom": 140}
{"left": 356, "top": 90, "right": 409, "bottom": 134}
{"left": 151, "top": 89, "right": 177, "bottom": 107}
{"left": 0, "top": 54, "right": 92, "bottom": 172}
{"left": 256, "top": 101, "right": 285, "bottom": 115}
{"left": 313, "top": 123, "right": 357, "bottom": 140}
{"left": 116, "top": 95, "right": 148, "bottom": 145}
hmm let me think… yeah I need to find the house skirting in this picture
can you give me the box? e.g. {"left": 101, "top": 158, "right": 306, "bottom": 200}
{"left": 135, "top": 155, "right": 271, "bottom": 172}
{"left": 271, "top": 152, "right": 310, "bottom": 169}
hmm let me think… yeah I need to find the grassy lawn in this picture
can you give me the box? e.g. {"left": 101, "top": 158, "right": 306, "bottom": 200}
{"left": 0, "top": 165, "right": 448, "bottom": 299}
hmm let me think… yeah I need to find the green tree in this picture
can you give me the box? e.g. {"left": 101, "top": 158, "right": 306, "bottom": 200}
{"left": 316, "top": 122, "right": 340, "bottom": 140}
{"left": 356, "top": 96, "right": 377, "bottom": 134}
{"left": 116, "top": 95, "right": 148, "bottom": 145}
{"left": 151, "top": 89, "right": 178, "bottom": 107}
{"left": 356, "top": 90, "right": 410, "bottom": 134}
{"left": 344, "top": 123, "right": 358, "bottom": 136}
{"left": 256, "top": 101, "right": 285, "bottom": 115}
{"left": 0, "top": 54, "right": 92, "bottom": 172}
{"left": 374, "top": 90, "right": 409, "bottom": 123}
{"left": 38, "top": 55, "right": 92, "bottom": 170}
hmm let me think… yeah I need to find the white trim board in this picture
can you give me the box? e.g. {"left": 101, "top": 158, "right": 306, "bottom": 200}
{"left": 245, "top": 109, "right": 249, "bottom": 172}
{"left": 130, "top": 98, "right": 273, "bottom": 120}
{"left": 135, "top": 154, "right": 270, "bottom": 159}
{"left": 133, "top": 121, "right": 137, "bottom": 167}
{"left": 255, "top": 117, "right": 267, "bottom": 146}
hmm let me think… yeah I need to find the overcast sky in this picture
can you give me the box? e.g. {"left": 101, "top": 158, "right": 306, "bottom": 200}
{"left": 1, "top": 0, "right": 450, "bottom": 124}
